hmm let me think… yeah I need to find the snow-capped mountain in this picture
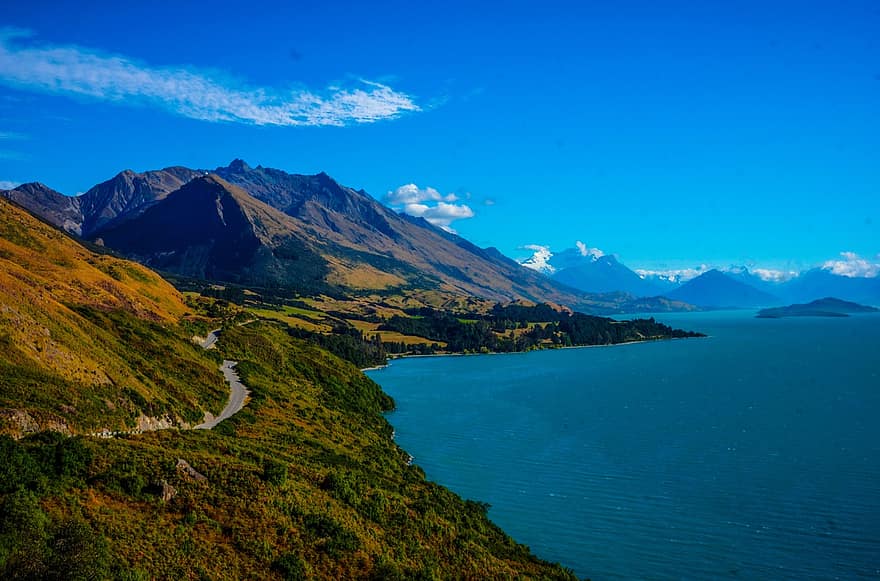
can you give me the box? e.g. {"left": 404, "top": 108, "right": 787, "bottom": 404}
{"left": 520, "top": 242, "right": 666, "bottom": 297}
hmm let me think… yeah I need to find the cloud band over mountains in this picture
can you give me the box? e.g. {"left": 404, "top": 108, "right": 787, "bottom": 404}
{"left": 0, "top": 29, "right": 420, "bottom": 127}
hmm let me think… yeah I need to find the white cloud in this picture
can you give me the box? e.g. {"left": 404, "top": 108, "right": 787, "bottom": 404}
{"left": 518, "top": 244, "right": 556, "bottom": 274}
{"left": 575, "top": 240, "right": 604, "bottom": 260}
{"left": 386, "top": 184, "right": 447, "bottom": 205}
{"left": 0, "top": 179, "right": 20, "bottom": 190}
{"left": 385, "top": 183, "right": 460, "bottom": 205}
{"left": 751, "top": 268, "right": 798, "bottom": 282}
{"left": 0, "top": 29, "right": 420, "bottom": 127}
{"left": 635, "top": 266, "right": 710, "bottom": 283}
{"left": 821, "top": 251, "right": 879, "bottom": 278}
{"left": 402, "top": 201, "right": 474, "bottom": 232}
{"left": 386, "top": 183, "right": 474, "bottom": 232}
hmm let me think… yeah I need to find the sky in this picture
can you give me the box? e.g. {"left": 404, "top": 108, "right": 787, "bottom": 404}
{"left": 0, "top": 0, "right": 878, "bottom": 278}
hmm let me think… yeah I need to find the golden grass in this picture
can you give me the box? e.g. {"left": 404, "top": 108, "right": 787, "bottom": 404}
{"left": 247, "top": 307, "right": 331, "bottom": 333}
{"left": 324, "top": 257, "right": 407, "bottom": 290}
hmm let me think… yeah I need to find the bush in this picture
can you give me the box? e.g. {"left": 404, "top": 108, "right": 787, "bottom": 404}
{"left": 0, "top": 490, "right": 49, "bottom": 578}
{"left": 272, "top": 553, "right": 307, "bottom": 581}
{"left": 302, "top": 514, "right": 360, "bottom": 556}
{"left": 0, "top": 436, "right": 40, "bottom": 493}
{"left": 261, "top": 460, "right": 287, "bottom": 486}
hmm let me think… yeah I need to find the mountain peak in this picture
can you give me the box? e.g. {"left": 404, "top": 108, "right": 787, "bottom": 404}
{"left": 13, "top": 182, "right": 58, "bottom": 194}
{"left": 227, "top": 158, "right": 252, "bottom": 173}
{"left": 702, "top": 269, "right": 727, "bottom": 278}
{"left": 314, "top": 171, "right": 338, "bottom": 186}
{"left": 664, "top": 268, "right": 779, "bottom": 308}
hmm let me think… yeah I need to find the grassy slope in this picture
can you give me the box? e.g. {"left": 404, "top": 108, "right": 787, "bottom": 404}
{"left": 0, "top": 199, "right": 229, "bottom": 434}
{"left": 0, "top": 199, "right": 579, "bottom": 579}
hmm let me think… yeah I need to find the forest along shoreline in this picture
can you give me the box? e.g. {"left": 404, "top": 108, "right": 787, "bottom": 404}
{"left": 359, "top": 306, "right": 705, "bottom": 371}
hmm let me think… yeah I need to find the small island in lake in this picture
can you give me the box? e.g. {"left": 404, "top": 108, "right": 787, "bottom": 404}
{"left": 756, "top": 297, "right": 879, "bottom": 318}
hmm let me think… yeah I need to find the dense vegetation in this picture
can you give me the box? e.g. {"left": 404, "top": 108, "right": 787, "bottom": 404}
{"left": 378, "top": 304, "right": 704, "bottom": 354}
{"left": 0, "top": 322, "right": 578, "bottom": 580}
{"left": 2, "top": 199, "right": 580, "bottom": 578}
{"left": 287, "top": 325, "right": 388, "bottom": 369}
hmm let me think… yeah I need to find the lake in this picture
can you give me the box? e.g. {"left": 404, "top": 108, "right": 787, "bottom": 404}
{"left": 366, "top": 310, "right": 880, "bottom": 580}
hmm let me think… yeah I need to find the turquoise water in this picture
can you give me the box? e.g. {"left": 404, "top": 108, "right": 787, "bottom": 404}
{"left": 366, "top": 311, "right": 880, "bottom": 580}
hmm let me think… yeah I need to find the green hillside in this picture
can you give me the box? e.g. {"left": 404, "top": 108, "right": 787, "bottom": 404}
{"left": 0, "top": 198, "right": 578, "bottom": 578}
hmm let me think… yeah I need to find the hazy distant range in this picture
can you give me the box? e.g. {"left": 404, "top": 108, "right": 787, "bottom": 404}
{"left": 518, "top": 245, "right": 880, "bottom": 309}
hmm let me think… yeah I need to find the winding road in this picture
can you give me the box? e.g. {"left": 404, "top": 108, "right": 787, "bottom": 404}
{"left": 87, "top": 328, "right": 249, "bottom": 438}
{"left": 194, "top": 328, "right": 250, "bottom": 430}
{"left": 194, "top": 360, "right": 248, "bottom": 429}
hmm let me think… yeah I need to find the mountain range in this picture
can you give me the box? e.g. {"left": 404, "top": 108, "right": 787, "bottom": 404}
{"left": 5, "top": 162, "right": 877, "bottom": 310}
{"left": 1, "top": 161, "right": 689, "bottom": 314}
{"left": 519, "top": 244, "right": 880, "bottom": 308}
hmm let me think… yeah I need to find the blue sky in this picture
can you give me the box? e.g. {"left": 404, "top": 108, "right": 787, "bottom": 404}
{"left": 1, "top": 0, "right": 878, "bottom": 277}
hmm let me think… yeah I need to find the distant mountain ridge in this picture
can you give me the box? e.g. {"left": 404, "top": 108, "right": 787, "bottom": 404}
{"left": 663, "top": 269, "right": 780, "bottom": 308}
{"left": 552, "top": 253, "right": 666, "bottom": 297}
{"left": 519, "top": 245, "right": 669, "bottom": 297}
{"left": 778, "top": 268, "right": 880, "bottom": 306}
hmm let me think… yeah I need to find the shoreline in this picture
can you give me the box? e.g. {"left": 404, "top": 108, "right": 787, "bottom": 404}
{"left": 362, "top": 334, "right": 708, "bottom": 372}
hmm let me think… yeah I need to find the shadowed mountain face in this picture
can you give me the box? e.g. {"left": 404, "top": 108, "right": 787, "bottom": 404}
{"left": 91, "top": 175, "right": 330, "bottom": 290}
{"left": 78, "top": 166, "right": 203, "bottom": 235}
{"left": 664, "top": 269, "right": 780, "bottom": 308}
{"left": 1, "top": 167, "right": 203, "bottom": 237}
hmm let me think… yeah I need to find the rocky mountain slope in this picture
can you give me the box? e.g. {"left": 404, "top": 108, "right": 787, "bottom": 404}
{"left": 1, "top": 167, "right": 202, "bottom": 238}
{"left": 78, "top": 166, "right": 203, "bottom": 234}
{"left": 0, "top": 182, "right": 83, "bottom": 234}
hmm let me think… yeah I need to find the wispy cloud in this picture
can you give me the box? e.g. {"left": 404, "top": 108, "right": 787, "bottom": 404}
{"left": 822, "top": 251, "right": 879, "bottom": 278}
{"left": 0, "top": 130, "right": 26, "bottom": 140}
{"left": 0, "top": 29, "right": 420, "bottom": 127}
{"left": 0, "top": 179, "right": 20, "bottom": 190}
{"left": 385, "top": 183, "right": 474, "bottom": 232}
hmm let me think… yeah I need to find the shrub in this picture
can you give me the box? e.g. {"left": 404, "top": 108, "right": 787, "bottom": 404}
{"left": 272, "top": 553, "right": 307, "bottom": 581}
